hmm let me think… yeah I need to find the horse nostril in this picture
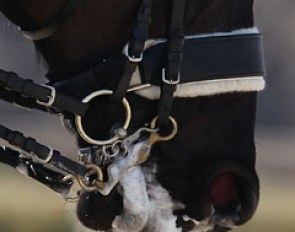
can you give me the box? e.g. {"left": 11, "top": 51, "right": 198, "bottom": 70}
{"left": 206, "top": 163, "right": 259, "bottom": 227}
{"left": 210, "top": 172, "right": 238, "bottom": 210}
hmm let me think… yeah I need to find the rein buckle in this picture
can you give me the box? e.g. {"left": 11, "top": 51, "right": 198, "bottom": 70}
{"left": 124, "top": 44, "right": 143, "bottom": 63}
{"left": 162, "top": 68, "right": 180, "bottom": 85}
{"left": 32, "top": 146, "right": 54, "bottom": 164}
{"left": 36, "top": 85, "right": 56, "bottom": 107}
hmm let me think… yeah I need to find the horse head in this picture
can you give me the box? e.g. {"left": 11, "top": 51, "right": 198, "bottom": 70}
{"left": 0, "top": 0, "right": 264, "bottom": 231}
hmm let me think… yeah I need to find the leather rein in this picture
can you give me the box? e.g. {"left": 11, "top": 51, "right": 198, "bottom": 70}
{"left": 0, "top": 0, "right": 265, "bottom": 202}
{"left": 0, "top": 0, "right": 186, "bottom": 200}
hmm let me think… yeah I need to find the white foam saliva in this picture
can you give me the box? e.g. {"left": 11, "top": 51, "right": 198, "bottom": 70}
{"left": 71, "top": 142, "right": 217, "bottom": 232}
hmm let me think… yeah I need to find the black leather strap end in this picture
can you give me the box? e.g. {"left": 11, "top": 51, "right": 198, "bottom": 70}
{"left": 112, "top": 58, "right": 138, "bottom": 100}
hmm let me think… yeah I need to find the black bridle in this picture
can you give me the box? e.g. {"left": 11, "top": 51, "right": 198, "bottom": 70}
{"left": 0, "top": 0, "right": 265, "bottom": 225}
{"left": 0, "top": 0, "right": 187, "bottom": 198}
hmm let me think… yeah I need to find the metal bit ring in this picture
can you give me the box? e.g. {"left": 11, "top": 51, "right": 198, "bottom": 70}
{"left": 77, "top": 164, "right": 104, "bottom": 192}
{"left": 75, "top": 90, "right": 131, "bottom": 145}
{"left": 102, "top": 141, "right": 122, "bottom": 158}
{"left": 150, "top": 116, "right": 178, "bottom": 141}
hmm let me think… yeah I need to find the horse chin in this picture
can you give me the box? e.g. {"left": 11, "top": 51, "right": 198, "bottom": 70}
{"left": 76, "top": 163, "right": 185, "bottom": 232}
{"left": 75, "top": 145, "right": 258, "bottom": 232}
{"left": 76, "top": 160, "right": 259, "bottom": 232}
{"left": 76, "top": 189, "right": 123, "bottom": 231}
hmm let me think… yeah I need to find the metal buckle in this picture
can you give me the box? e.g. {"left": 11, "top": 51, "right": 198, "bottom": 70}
{"left": 124, "top": 44, "right": 143, "bottom": 63}
{"left": 33, "top": 146, "right": 54, "bottom": 164}
{"left": 162, "top": 68, "right": 180, "bottom": 85}
{"left": 36, "top": 85, "right": 56, "bottom": 107}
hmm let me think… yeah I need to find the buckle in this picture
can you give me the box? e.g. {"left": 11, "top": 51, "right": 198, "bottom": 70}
{"left": 33, "top": 146, "right": 54, "bottom": 164}
{"left": 162, "top": 68, "right": 180, "bottom": 85}
{"left": 124, "top": 44, "right": 143, "bottom": 63}
{"left": 36, "top": 85, "right": 56, "bottom": 107}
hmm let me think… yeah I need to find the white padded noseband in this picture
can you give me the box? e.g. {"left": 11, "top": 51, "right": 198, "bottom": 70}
{"left": 130, "top": 27, "right": 265, "bottom": 100}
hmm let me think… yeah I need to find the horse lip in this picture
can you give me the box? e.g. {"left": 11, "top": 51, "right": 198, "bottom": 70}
{"left": 211, "top": 210, "right": 239, "bottom": 228}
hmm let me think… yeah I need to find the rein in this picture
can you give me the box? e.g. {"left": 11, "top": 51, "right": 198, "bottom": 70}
{"left": 0, "top": 0, "right": 186, "bottom": 200}
{"left": 0, "top": 0, "right": 265, "bottom": 213}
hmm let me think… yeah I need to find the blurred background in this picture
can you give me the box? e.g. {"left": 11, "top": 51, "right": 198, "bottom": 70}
{"left": 0, "top": 0, "right": 294, "bottom": 231}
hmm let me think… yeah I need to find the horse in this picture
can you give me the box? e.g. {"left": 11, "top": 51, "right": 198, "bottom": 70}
{"left": 0, "top": 0, "right": 265, "bottom": 231}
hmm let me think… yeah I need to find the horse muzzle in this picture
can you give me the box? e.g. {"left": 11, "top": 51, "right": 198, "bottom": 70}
{"left": 203, "top": 161, "right": 259, "bottom": 228}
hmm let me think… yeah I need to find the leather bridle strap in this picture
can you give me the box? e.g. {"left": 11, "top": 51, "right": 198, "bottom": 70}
{"left": 112, "top": 0, "right": 153, "bottom": 100}
{"left": 0, "top": 146, "right": 72, "bottom": 195}
{"left": 157, "top": 0, "right": 186, "bottom": 125}
{"left": 0, "top": 69, "right": 87, "bottom": 116}
{"left": 20, "top": 0, "right": 83, "bottom": 41}
{"left": 0, "top": 124, "right": 88, "bottom": 177}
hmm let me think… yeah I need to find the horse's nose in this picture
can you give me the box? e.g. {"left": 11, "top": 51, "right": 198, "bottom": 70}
{"left": 207, "top": 161, "right": 259, "bottom": 227}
